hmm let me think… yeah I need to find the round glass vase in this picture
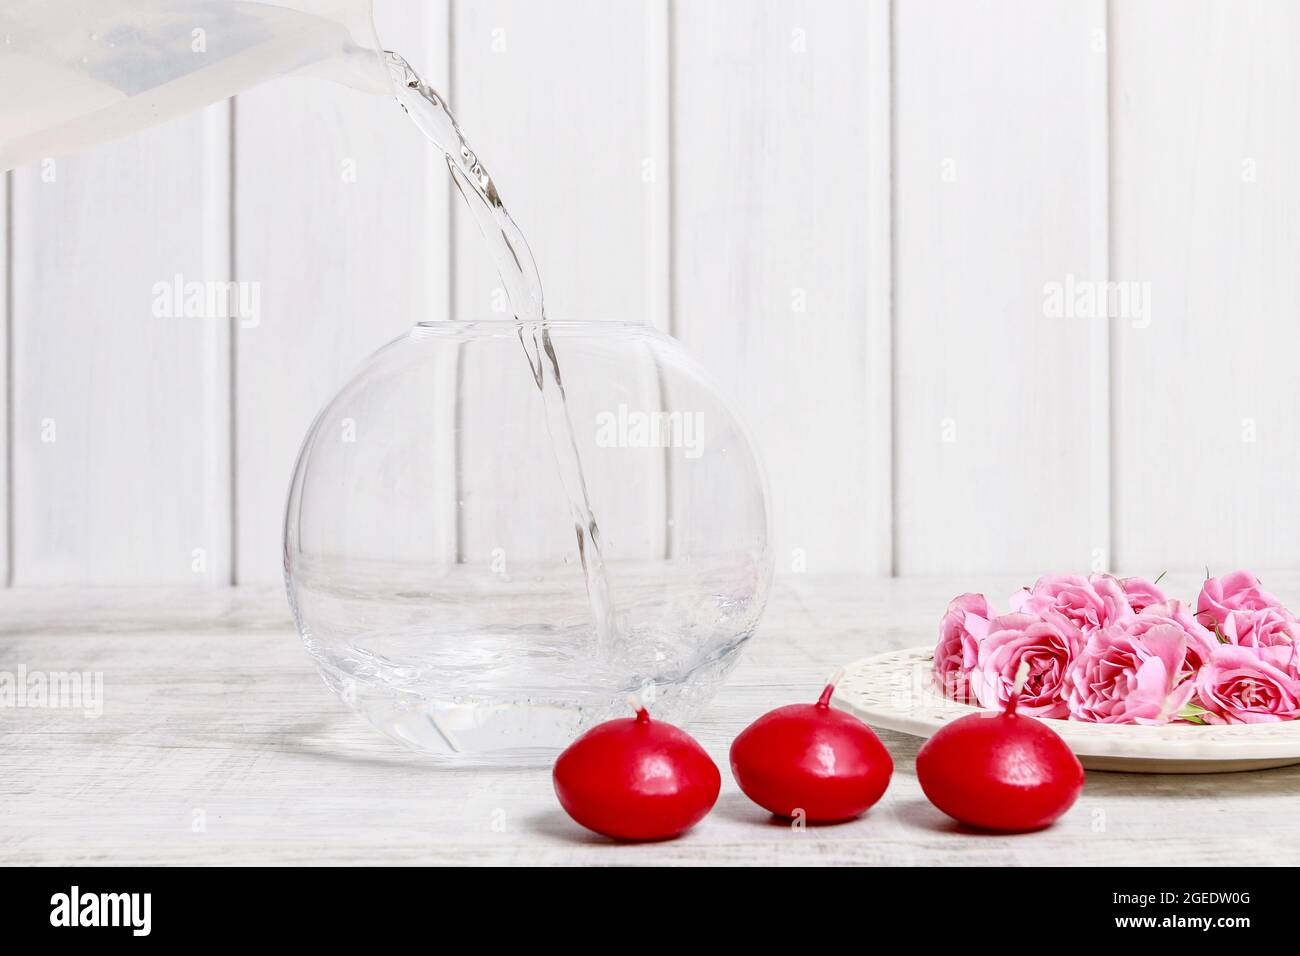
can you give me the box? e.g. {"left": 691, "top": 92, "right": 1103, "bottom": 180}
{"left": 284, "top": 319, "right": 772, "bottom": 765}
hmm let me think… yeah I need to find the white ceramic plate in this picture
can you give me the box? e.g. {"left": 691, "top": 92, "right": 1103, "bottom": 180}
{"left": 831, "top": 646, "right": 1300, "bottom": 773}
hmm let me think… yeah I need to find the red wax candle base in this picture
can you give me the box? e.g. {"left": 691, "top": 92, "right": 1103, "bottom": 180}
{"left": 552, "top": 705, "right": 720, "bottom": 842}
{"left": 730, "top": 681, "right": 893, "bottom": 823}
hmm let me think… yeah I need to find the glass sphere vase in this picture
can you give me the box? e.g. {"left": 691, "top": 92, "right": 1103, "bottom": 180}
{"left": 284, "top": 319, "right": 772, "bottom": 765}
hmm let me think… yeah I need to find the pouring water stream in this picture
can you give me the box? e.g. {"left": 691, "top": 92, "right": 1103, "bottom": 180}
{"left": 385, "top": 51, "right": 619, "bottom": 653}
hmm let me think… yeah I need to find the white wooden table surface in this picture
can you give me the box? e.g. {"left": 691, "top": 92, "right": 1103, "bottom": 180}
{"left": 3, "top": 574, "right": 1298, "bottom": 866}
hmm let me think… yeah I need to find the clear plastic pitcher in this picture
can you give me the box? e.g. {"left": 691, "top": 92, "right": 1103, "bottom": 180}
{"left": 0, "top": 0, "right": 386, "bottom": 170}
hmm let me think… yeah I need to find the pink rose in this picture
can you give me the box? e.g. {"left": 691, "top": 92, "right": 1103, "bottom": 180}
{"left": 1009, "top": 574, "right": 1133, "bottom": 637}
{"left": 1195, "top": 644, "right": 1300, "bottom": 724}
{"left": 933, "top": 593, "right": 993, "bottom": 703}
{"left": 971, "top": 613, "right": 1079, "bottom": 718}
{"left": 1063, "top": 620, "right": 1197, "bottom": 724}
{"left": 1117, "top": 575, "right": 1167, "bottom": 613}
{"left": 1196, "top": 570, "right": 1283, "bottom": 633}
{"left": 1138, "top": 600, "right": 1218, "bottom": 673}
{"left": 1221, "top": 606, "right": 1298, "bottom": 651}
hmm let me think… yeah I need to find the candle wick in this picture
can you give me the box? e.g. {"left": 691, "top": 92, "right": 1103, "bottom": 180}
{"left": 627, "top": 694, "right": 650, "bottom": 723}
{"left": 1005, "top": 660, "right": 1031, "bottom": 716}
{"left": 816, "top": 669, "right": 844, "bottom": 708}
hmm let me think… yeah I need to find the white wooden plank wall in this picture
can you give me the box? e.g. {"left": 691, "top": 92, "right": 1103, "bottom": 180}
{"left": 2, "top": 0, "right": 1298, "bottom": 586}
{"left": 893, "top": 0, "right": 1108, "bottom": 576}
{"left": 8, "top": 107, "right": 231, "bottom": 586}
{"left": 234, "top": 0, "right": 451, "bottom": 583}
{"left": 1111, "top": 0, "right": 1300, "bottom": 576}
{"left": 673, "top": 0, "right": 891, "bottom": 576}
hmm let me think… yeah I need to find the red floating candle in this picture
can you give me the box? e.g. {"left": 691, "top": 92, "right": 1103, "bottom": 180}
{"left": 916, "top": 662, "right": 1085, "bottom": 832}
{"left": 730, "top": 674, "right": 894, "bottom": 823}
{"left": 552, "top": 699, "right": 720, "bottom": 841}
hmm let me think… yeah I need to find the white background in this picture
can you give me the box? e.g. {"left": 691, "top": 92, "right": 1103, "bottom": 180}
{"left": 3, "top": 0, "right": 1296, "bottom": 587}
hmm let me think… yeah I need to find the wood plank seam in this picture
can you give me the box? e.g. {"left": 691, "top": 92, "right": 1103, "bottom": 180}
{"left": 2, "top": 169, "right": 10, "bottom": 587}
{"left": 877, "top": 0, "right": 896, "bottom": 577}
{"left": 205, "top": 101, "right": 235, "bottom": 587}
{"left": 228, "top": 98, "right": 241, "bottom": 586}
{"left": 653, "top": 0, "right": 674, "bottom": 559}
{"left": 448, "top": 0, "right": 466, "bottom": 565}
{"left": 429, "top": 0, "right": 460, "bottom": 568}
{"left": 1091, "top": 0, "right": 1113, "bottom": 575}
{"left": 1101, "top": 0, "right": 1117, "bottom": 572}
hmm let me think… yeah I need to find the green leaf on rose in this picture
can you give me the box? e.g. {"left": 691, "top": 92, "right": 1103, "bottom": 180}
{"left": 1153, "top": 569, "right": 1168, "bottom": 586}
{"left": 1194, "top": 609, "right": 1230, "bottom": 642}
{"left": 1177, "top": 702, "right": 1212, "bottom": 724}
